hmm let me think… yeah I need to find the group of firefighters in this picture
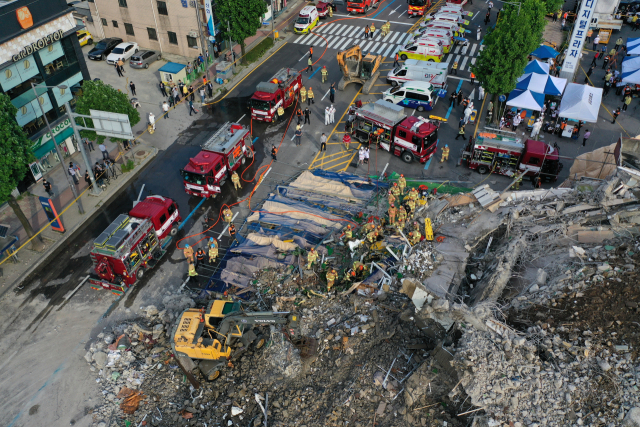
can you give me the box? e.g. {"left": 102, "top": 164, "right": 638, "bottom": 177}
{"left": 305, "top": 174, "right": 433, "bottom": 292}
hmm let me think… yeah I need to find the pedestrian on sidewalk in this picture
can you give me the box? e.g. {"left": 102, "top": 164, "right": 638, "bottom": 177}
{"left": 173, "top": 86, "right": 180, "bottom": 102}
{"left": 320, "top": 133, "right": 327, "bottom": 151}
{"left": 295, "top": 127, "right": 302, "bottom": 146}
{"left": 586, "top": 29, "right": 593, "bottom": 43}
{"left": 271, "top": 145, "right": 277, "bottom": 161}
{"left": 561, "top": 18, "right": 566, "bottom": 31}
{"left": 43, "top": 179, "right": 54, "bottom": 197}
{"left": 584, "top": 65, "right": 594, "bottom": 83}
{"left": 83, "top": 137, "right": 94, "bottom": 152}
{"left": 582, "top": 129, "right": 591, "bottom": 146}
{"left": 115, "top": 63, "right": 123, "bottom": 77}
{"left": 593, "top": 35, "right": 600, "bottom": 51}
{"left": 304, "top": 107, "right": 311, "bottom": 124}
{"left": 189, "top": 100, "right": 198, "bottom": 116}
{"left": 330, "top": 83, "right": 336, "bottom": 103}
{"left": 159, "top": 81, "right": 167, "bottom": 97}
{"left": 68, "top": 162, "right": 79, "bottom": 184}
{"left": 603, "top": 80, "right": 611, "bottom": 96}
{"left": 623, "top": 94, "right": 632, "bottom": 110}
{"left": 207, "top": 81, "right": 213, "bottom": 98}
{"left": 213, "top": 43, "right": 219, "bottom": 58}
{"left": 612, "top": 107, "right": 621, "bottom": 123}
{"left": 306, "top": 57, "right": 313, "bottom": 73}
{"left": 99, "top": 143, "right": 109, "bottom": 160}
{"left": 199, "top": 87, "right": 206, "bottom": 103}
{"left": 84, "top": 171, "right": 91, "bottom": 189}
{"left": 591, "top": 51, "right": 600, "bottom": 66}
{"left": 163, "top": 101, "right": 170, "bottom": 119}
{"left": 189, "top": 86, "right": 195, "bottom": 102}
{"left": 358, "top": 147, "right": 365, "bottom": 166}
{"left": 325, "top": 106, "right": 330, "bottom": 125}
{"left": 393, "top": 53, "right": 400, "bottom": 67}
{"left": 307, "top": 87, "right": 315, "bottom": 105}
{"left": 329, "top": 104, "right": 336, "bottom": 123}
{"left": 129, "top": 81, "right": 136, "bottom": 96}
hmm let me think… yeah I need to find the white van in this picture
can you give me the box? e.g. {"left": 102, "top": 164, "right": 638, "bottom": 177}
{"left": 414, "top": 35, "right": 452, "bottom": 53}
{"left": 414, "top": 27, "right": 453, "bottom": 40}
{"left": 431, "top": 12, "right": 465, "bottom": 24}
{"left": 294, "top": 6, "right": 320, "bottom": 34}
{"left": 439, "top": 5, "right": 463, "bottom": 14}
{"left": 387, "top": 59, "right": 449, "bottom": 88}
{"left": 383, "top": 81, "right": 438, "bottom": 112}
{"left": 397, "top": 43, "right": 444, "bottom": 62}
{"left": 423, "top": 20, "right": 461, "bottom": 34}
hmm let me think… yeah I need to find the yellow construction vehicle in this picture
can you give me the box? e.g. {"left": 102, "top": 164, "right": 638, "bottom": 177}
{"left": 336, "top": 45, "right": 382, "bottom": 95}
{"left": 171, "top": 299, "right": 300, "bottom": 381}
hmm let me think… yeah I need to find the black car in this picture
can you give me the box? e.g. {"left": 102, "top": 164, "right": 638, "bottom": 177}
{"left": 87, "top": 37, "right": 123, "bottom": 61}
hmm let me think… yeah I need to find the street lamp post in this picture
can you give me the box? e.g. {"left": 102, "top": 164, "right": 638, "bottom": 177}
{"left": 30, "top": 83, "right": 85, "bottom": 214}
{"left": 63, "top": 99, "right": 101, "bottom": 196}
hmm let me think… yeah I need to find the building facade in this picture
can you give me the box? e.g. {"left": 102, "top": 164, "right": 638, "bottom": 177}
{"left": 0, "top": 0, "right": 90, "bottom": 190}
{"left": 87, "top": 0, "right": 209, "bottom": 59}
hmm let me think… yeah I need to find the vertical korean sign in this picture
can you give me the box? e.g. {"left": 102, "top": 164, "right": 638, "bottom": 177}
{"left": 204, "top": 0, "right": 215, "bottom": 37}
{"left": 560, "top": 0, "right": 598, "bottom": 81}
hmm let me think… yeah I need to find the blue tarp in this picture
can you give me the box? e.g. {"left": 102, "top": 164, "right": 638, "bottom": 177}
{"left": 276, "top": 186, "right": 369, "bottom": 214}
{"left": 311, "top": 170, "right": 389, "bottom": 199}
{"left": 530, "top": 45, "right": 559, "bottom": 59}
{"left": 248, "top": 212, "right": 331, "bottom": 236}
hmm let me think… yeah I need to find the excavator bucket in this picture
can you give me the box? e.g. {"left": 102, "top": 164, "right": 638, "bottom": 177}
{"left": 337, "top": 45, "right": 383, "bottom": 94}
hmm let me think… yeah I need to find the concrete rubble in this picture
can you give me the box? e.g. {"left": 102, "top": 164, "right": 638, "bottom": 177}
{"left": 82, "top": 167, "right": 640, "bottom": 426}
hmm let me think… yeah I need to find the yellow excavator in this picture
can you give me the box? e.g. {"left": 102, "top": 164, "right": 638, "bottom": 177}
{"left": 337, "top": 45, "right": 382, "bottom": 95}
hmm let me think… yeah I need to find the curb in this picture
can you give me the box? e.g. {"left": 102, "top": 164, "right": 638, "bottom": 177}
{"left": 0, "top": 145, "right": 159, "bottom": 301}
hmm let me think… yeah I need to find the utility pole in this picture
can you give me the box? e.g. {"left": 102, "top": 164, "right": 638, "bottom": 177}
{"left": 271, "top": 0, "right": 275, "bottom": 40}
{"left": 65, "top": 101, "right": 101, "bottom": 195}
{"left": 227, "top": 20, "right": 235, "bottom": 72}
{"left": 195, "top": 0, "right": 208, "bottom": 61}
{"left": 30, "top": 83, "right": 84, "bottom": 214}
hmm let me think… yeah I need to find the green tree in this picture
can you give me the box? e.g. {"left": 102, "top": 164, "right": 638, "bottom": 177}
{"left": 0, "top": 93, "right": 45, "bottom": 251}
{"left": 74, "top": 80, "right": 140, "bottom": 144}
{"left": 472, "top": 0, "right": 546, "bottom": 123}
{"left": 216, "top": 0, "right": 267, "bottom": 65}
{"left": 543, "top": 0, "right": 564, "bottom": 15}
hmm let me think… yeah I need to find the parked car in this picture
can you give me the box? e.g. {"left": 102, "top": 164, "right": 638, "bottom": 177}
{"left": 129, "top": 50, "right": 162, "bottom": 69}
{"left": 77, "top": 30, "right": 93, "bottom": 46}
{"left": 106, "top": 42, "right": 139, "bottom": 65}
{"left": 87, "top": 37, "right": 123, "bottom": 61}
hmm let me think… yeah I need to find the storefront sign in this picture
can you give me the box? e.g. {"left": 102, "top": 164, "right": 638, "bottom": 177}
{"left": 39, "top": 197, "right": 65, "bottom": 232}
{"left": 16, "top": 6, "right": 33, "bottom": 29}
{"left": 12, "top": 30, "right": 64, "bottom": 62}
{"left": 32, "top": 118, "right": 71, "bottom": 149}
{"left": 561, "top": 0, "right": 599, "bottom": 79}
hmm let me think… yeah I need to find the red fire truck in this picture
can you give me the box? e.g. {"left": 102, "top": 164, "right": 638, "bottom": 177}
{"left": 347, "top": 0, "right": 380, "bottom": 14}
{"left": 350, "top": 99, "right": 439, "bottom": 163}
{"left": 408, "top": 0, "right": 431, "bottom": 16}
{"left": 89, "top": 195, "right": 182, "bottom": 295}
{"left": 181, "top": 122, "right": 254, "bottom": 198}
{"left": 461, "top": 135, "right": 562, "bottom": 181}
{"left": 249, "top": 68, "right": 302, "bottom": 123}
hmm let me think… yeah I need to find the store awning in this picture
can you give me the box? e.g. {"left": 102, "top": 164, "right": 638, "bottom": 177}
{"left": 506, "top": 89, "right": 545, "bottom": 111}
{"left": 523, "top": 59, "right": 550, "bottom": 75}
{"left": 558, "top": 83, "right": 603, "bottom": 123}
{"left": 516, "top": 73, "right": 566, "bottom": 95}
{"left": 530, "top": 45, "right": 559, "bottom": 59}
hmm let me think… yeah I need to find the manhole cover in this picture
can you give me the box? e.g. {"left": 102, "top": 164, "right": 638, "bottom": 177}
{"left": 134, "top": 150, "right": 149, "bottom": 159}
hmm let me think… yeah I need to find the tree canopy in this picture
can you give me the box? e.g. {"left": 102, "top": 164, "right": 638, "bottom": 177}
{"left": 216, "top": 0, "right": 267, "bottom": 63}
{"left": 74, "top": 80, "right": 140, "bottom": 143}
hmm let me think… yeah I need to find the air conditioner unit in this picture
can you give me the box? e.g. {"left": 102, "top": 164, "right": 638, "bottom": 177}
{"left": 188, "top": 30, "right": 198, "bottom": 38}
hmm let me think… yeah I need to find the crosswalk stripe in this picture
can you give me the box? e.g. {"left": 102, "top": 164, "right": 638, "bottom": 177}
{"left": 299, "top": 33, "right": 316, "bottom": 44}
{"left": 370, "top": 42, "right": 381, "bottom": 53}
{"left": 382, "top": 31, "right": 394, "bottom": 42}
{"left": 461, "top": 44, "right": 469, "bottom": 55}
{"left": 469, "top": 43, "right": 478, "bottom": 56}
{"left": 292, "top": 35, "right": 307, "bottom": 44}
{"left": 327, "top": 36, "right": 343, "bottom": 49}
{"left": 338, "top": 38, "right": 353, "bottom": 50}
{"left": 323, "top": 35, "right": 335, "bottom": 46}
{"left": 328, "top": 24, "right": 341, "bottom": 35}
{"left": 362, "top": 40, "right": 373, "bottom": 51}
{"left": 449, "top": 54, "right": 459, "bottom": 65}
{"left": 383, "top": 44, "right": 396, "bottom": 58}
{"left": 469, "top": 57, "right": 477, "bottom": 71}
{"left": 388, "top": 32, "right": 401, "bottom": 43}
{"left": 346, "top": 26, "right": 360, "bottom": 37}
{"left": 454, "top": 45, "right": 462, "bottom": 54}
{"left": 314, "top": 35, "right": 326, "bottom": 46}
{"left": 460, "top": 56, "right": 469, "bottom": 70}
{"left": 402, "top": 33, "right": 413, "bottom": 44}
{"left": 335, "top": 25, "right": 350, "bottom": 36}
{"left": 318, "top": 23, "right": 333, "bottom": 34}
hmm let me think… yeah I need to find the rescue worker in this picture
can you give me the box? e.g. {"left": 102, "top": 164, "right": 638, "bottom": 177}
{"left": 195, "top": 247, "right": 206, "bottom": 268}
{"left": 353, "top": 261, "right": 366, "bottom": 279}
{"left": 306, "top": 247, "right": 318, "bottom": 270}
{"left": 406, "top": 198, "right": 416, "bottom": 218}
{"left": 452, "top": 61, "right": 458, "bottom": 75}
{"left": 184, "top": 244, "right": 194, "bottom": 263}
{"left": 398, "top": 174, "right": 407, "bottom": 195}
{"left": 321, "top": 65, "right": 328, "bottom": 83}
{"left": 326, "top": 269, "right": 337, "bottom": 291}
{"left": 366, "top": 229, "right": 378, "bottom": 248}
{"left": 383, "top": 21, "right": 391, "bottom": 36}
{"left": 391, "top": 182, "right": 401, "bottom": 197}
{"left": 188, "top": 262, "right": 198, "bottom": 276}
{"left": 388, "top": 190, "right": 396, "bottom": 207}
{"left": 271, "top": 145, "right": 278, "bottom": 161}
{"left": 231, "top": 171, "right": 242, "bottom": 190}
{"left": 370, "top": 23, "right": 376, "bottom": 37}
{"left": 228, "top": 223, "right": 239, "bottom": 245}
{"left": 409, "top": 187, "right": 419, "bottom": 201}
{"left": 512, "top": 174, "right": 523, "bottom": 190}
{"left": 343, "top": 269, "right": 356, "bottom": 284}
{"left": 208, "top": 238, "right": 218, "bottom": 263}
{"left": 296, "top": 107, "right": 303, "bottom": 124}
{"left": 411, "top": 229, "right": 422, "bottom": 245}
{"left": 393, "top": 52, "right": 400, "bottom": 67}
{"left": 397, "top": 206, "right": 407, "bottom": 230}
{"left": 388, "top": 204, "right": 397, "bottom": 225}
{"left": 307, "top": 87, "right": 315, "bottom": 105}
{"left": 223, "top": 206, "right": 233, "bottom": 223}
{"left": 441, "top": 144, "right": 450, "bottom": 162}
{"left": 300, "top": 86, "right": 307, "bottom": 103}
{"left": 344, "top": 224, "right": 353, "bottom": 241}
{"left": 328, "top": 4, "right": 333, "bottom": 17}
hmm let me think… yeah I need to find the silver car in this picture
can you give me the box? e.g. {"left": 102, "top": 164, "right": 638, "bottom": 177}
{"left": 129, "top": 50, "right": 162, "bottom": 69}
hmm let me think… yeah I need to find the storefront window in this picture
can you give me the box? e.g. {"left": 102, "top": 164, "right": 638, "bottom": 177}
{"left": 38, "top": 38, "right": 80, "bottom": 81}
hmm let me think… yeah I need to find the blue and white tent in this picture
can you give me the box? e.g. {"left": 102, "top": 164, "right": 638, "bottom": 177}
{"left": 622, "top": 68, "right": 640, "bottom": 85}
{"left": 516, "top": 73, "right": 567, "bottom": 95}
{"left": 627, "top": 37, "right": 640, "bottom": 55}
{"left": 523, "top": 59, "right": 550, "bottom": 75}
{"left": 506, "top": 89, "right": 545, "bottom": 111}
{"left": 530, "top": 45, "right": 559, "bottom": 59}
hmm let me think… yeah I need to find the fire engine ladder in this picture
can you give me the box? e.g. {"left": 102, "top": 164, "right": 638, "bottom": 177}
{"left": 114, "top": 219, "right": 156, "bottom": 258}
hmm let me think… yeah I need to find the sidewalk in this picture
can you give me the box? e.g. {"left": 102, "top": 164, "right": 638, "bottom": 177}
{"left": 0, "top": 142, "right": 157, "bottom": 297}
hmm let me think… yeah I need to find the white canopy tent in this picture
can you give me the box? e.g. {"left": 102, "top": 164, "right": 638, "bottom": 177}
{"left": 558, "top": 83, "right": 603, "bottom": 123}
{"left": 622, "top": 56, "right": 640, "bottom": 74}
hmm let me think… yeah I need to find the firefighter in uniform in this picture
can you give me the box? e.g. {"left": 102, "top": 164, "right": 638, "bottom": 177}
{"left": 208, "top": 239, "right": 218, "bottom": 263}
{"left": 366, "top": 229, "right": 378, "bottom": 249}
{"left": 410, "top": 229, "right": 422, "bottom": 245}
{"left": 369, "top": 23, "right": 376, "bottom": 36}
{"left": 512, "top": 175, "right": 523, "bottom": 190}
{"left": 353, "top": 261, "right": 366, "bottom": 279}
{"left": 228, "top": 223, "right": 239, "bottom": 245}
{"left": 307, "top": 87, "right": 315, "bottom": 104}
{"left": 326, "top": 269, "right": 337, "bottom": 291}
{"left": 406, "top": 198, "right": 416, "bottom": 219}
{"left": 231, "top": 171, "right": 242, "bottom": 190}
{"left": 223, "top": 206, "right": 233, "bottom": 223}
{"left": 391, "top": 182, "right": 401, "bottom": 198}
{"left": 328, "top": 4, "right": 333, "bottom": 17}
{"left": 388, "top": 190, "right": 396, "bottom": 207}
{"left": 361, "top": 220, "right": 376, "bottom": 237}
{"left": 188, "top": 262, "right": 198, "bottom": 276}
{"left": 344, "top": 224, "right": 353, "bottom": 241}
{"left": 321, "top": 65, "right": 328, "bottom": 83}
{"left": 441, "top": 144, "right": 450, "bottom": 162}
{"left": 397, "top": 206, "right": 407, "bottom": 231}
{"left": 408, "top": 187, "right": 419, "bottom": 201}
{"left": 343, "top": 269, "right": 356, "bottom": 285}
{"left": 184, "top": 244, "right": 194, "bottom": 263}
{"left": 300, "top": 86, "right": 307, "bottom": 103}
{"left": 388, "top": 204, "right": 397, "bottom": 225}
{"left": 306, "top": 247, "right": 318, "bottom": 270}
{"left": 195, "top": 248, "right": 205, "bottom": 267}
{"left": 398, "top": 174, "right": 407, "bottom": 194}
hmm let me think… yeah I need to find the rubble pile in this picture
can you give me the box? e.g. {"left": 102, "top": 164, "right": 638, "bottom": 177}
{"left": 398, "top": 242, "right": 439, "bottom": 280}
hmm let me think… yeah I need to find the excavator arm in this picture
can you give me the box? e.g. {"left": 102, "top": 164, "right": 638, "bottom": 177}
{"left": 337, "top": 45, "right": 362, "bottom": 79}
{"left": 217, "top": 311, "right": 299, "bottom": 339}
